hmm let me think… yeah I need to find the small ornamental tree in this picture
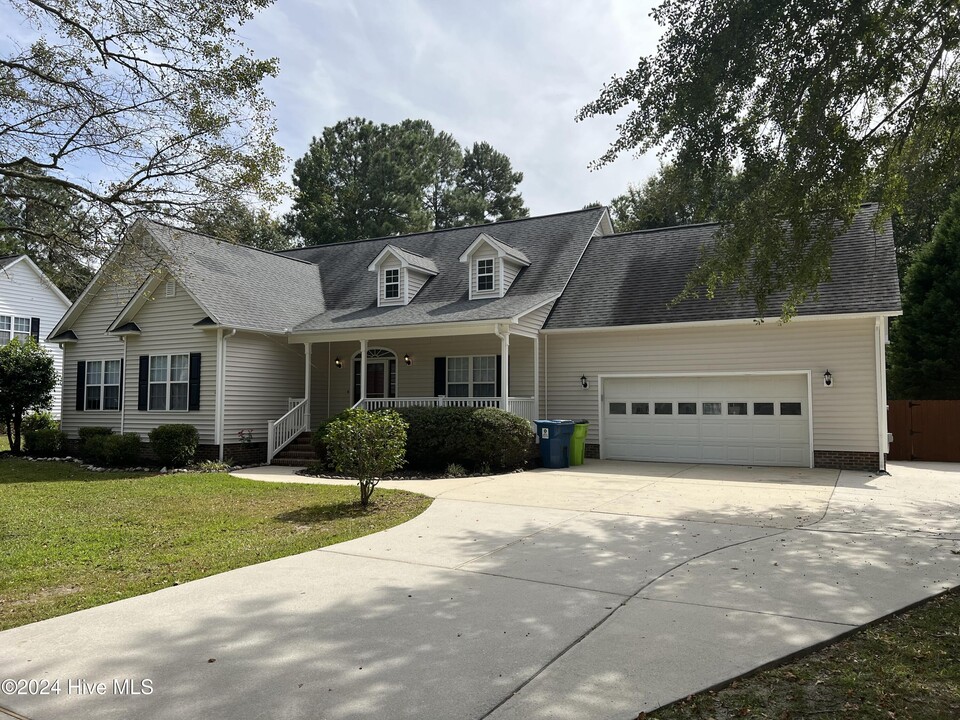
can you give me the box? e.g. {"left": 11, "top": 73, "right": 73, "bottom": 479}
{"left": 888, "top": 189, "right": 960, "bottom": 400}
{"left": 324, "top": 408, "right": 408, "bottom": 507}
{"left": 0, "top": 338, "right": 58, "bottom": 453}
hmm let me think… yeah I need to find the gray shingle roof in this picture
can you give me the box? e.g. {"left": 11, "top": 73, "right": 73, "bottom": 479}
{"left": 544, "top": 204, "right": 901, "bottom": 330}
{"left": 142, "top": 221, "right": 326, "bottom": 332}
{"left": 381, "top": 245, "right": 439, "bottom": 275}
{"left": 282, "top": 208, "right": 607, "bottom": 332}
{"left": 0, "top": 254, "right": 23, "bottom": 269}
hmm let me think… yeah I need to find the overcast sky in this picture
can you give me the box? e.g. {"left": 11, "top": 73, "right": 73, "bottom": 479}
{"left": 239, "top": 0, "right": 664, "bottom": 216}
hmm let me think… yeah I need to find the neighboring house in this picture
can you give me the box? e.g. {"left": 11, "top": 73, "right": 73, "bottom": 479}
{"left": 0, "top": 255, "right": 72, "bottom": 418}
{"left": 48, "top": 204, "right": 901, "bottom": 470}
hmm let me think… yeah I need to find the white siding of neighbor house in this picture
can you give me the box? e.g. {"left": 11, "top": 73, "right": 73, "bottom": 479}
{"left": 121, "top": 277, "right": 217, "bottom": 443}
{"left": 378, "top": 258, "right": 403, "bottom": 307}
{"left": 0, "top": 260, "right": 70, "bottom": 417}
{"left": 543, "top": 317, "right": 881, "bottom": 453}
{"left": 223, "top": 331, "right": 305, "bottom": 445}
{"left": 306, "top": 333, "right": 537, "bottom": 423}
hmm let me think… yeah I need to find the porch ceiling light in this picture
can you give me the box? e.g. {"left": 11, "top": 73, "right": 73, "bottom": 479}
{"left": 404, "top": 353, "right": 412, "bottom": 365}
{"left": 335, "top": 357, "right": 342, "bottom": 369}
{"left": 580, "top": 374, "right": 589, "bottom": 389}
{"left": 823, "top": 369, "right": 833, "bottom": 387}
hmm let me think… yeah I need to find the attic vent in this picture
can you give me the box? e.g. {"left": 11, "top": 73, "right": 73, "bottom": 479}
{"left": 165, "top": 280, "right": 176, "bottom": 298}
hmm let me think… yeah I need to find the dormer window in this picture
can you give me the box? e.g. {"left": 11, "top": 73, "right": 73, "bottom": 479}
{"left": 367, "top": 244, "right": 438, "bottom": 307}
{"left": 477, "top": 259, "right": 495, "bottom": 292}
{"left": 384, "top": 268, "right": 400, "bottom": 299}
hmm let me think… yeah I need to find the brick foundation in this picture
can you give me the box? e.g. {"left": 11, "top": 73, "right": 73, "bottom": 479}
{"left": 813, "top": 450, "right": 880, "bottom": 472}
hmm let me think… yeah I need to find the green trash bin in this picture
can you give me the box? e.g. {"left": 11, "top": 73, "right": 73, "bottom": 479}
{"left": 570, "top": 420, "right": 590, "bottom": 466}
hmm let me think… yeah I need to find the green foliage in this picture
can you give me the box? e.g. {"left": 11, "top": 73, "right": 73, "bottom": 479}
{"left": 188, "top": 198, "right": 293, "bottom": 252}
{"left": 611, "top": 164, "right": 739, "bottom": 232}
{"left": 148, "top": 424, "right": 200, "bottom": 468}
{"left": 397, "top": 406, "right": 535, "bottom": 473}
{"left": 579, "top": 0, "right": 960, "bottom": 318}
{"left": 24, "top": 429, "right": 66, "bottom": 457}
{"left": 1, "top": 0, "right": 284, "bottom": 270}
{"left": 888, "top": 190, "right": 960, "bottom": 399}
{"left": 324, "top": 408, "right": 408, "bottom": 506}
{"left": 445, "top": 463, "right": 467, "bottom": 478}
{"left": 0, "top": 338, "right": 58, "bottom": 453}
{"left": 310, "top": 410, "right": 351, "bottom": 470}
{"left": 285, "top": 118, "right": 529, "bottom": 244}
{"left": 22, "top": 411, "right": 59, "bottom": 433}
{"left": 80, "top": 432, "right": 141, "bottom": 467}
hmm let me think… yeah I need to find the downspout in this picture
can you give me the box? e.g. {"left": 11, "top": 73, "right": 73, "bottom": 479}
{"left": 216, "top": 328, "right": 236, "bottom": 462}
{"left": 326, "top": 342, "right": 331, "bottom": 420}
{"left": 875, "top": 316, "right": 888, "bottom": 472}
{"left": 544, "top": 333, "right": 549, "bottom": 418}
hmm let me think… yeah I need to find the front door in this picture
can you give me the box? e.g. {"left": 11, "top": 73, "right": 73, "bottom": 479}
{"left": 352, "top": 355, "right": 397, "bottom": 403}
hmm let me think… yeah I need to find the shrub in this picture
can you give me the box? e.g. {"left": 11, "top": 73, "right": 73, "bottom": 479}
{"left": 77, "top": 426, "right": 114, "bottom": 463}
{"left": 310, "top": 410, "right": 351, "bottom": 469}
{"left": 149, "top": 424, "right": 199, "bottom": 467}
{"left": 445, "top": 463, "right": 467, "bottom": 478}
{"left": 396, "top": 406, "right": 535, "bottom": 473}
{"left": 23, "top": 411, "right": 59, "bottom": 433}
{"left": 325, "top": 408, "right": 408, "bottom": 506}
{"left": 24, "top": 429, "right": 66, "bottom": 456}
{"left": 79, "top": 432, "right": 141, "bottom": 466}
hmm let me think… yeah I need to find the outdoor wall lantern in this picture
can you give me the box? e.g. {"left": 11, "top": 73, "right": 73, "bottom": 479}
{"left": 580, "top": 374, "right": 589, "bottom": 389}
{"left": 335, "top": 357, "right": 342, "bottom": 369}
{"left": 823, "top": 369, "right": 833, "bottom": 388}
{"left": 404, "top": 353, "right": 412, "bottom": 365}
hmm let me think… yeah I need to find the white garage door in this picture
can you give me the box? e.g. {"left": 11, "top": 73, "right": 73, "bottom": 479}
{"left": 602, "top": 375, "right": 810, "bottom": 467}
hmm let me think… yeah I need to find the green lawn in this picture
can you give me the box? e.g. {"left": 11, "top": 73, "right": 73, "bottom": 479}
{"left": 646, "top": 588, "right": 960, "bottom": 720}
{"left": 0, "top": 457, "right": 431, "bottom": 630}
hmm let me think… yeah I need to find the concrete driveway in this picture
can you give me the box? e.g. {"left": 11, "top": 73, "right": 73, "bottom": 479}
{"left": 2, "top": 461, "right": 958, "bottom": 720}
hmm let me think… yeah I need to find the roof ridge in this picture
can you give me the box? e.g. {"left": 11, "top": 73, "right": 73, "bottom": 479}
{"left": 143, "top": 219, "right": 317, "bottom": 266}
{"left": 282, "top": 206, "right": 609, "bottom": 252}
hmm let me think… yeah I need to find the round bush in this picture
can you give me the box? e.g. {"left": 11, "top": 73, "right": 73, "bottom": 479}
{"left": 148, "top": 424, "right": 199, "bottom": 467}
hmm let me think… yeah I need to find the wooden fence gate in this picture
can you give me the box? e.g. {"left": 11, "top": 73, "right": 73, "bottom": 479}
{"left": 887, "top": 400, "right": 960, "bottom": 461}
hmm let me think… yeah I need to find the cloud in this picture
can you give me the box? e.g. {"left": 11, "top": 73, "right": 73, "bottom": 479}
{"left": 243, "top": 0, "right": 664, "bottom": 215}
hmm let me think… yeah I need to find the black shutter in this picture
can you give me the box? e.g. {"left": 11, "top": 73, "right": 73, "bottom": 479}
{"left": 137, "top": 356, "right": 149, "bottom": 411}
{"left": 118, "top": 358, "right": 124, "bottom": 407}
{"left": 188, "top": 353, "right": 201, "bottom": 411}
{"left": 352, "top": 359, "right": 361, "bottom": 404}
{"left": 496, "top": 355, "right": 502, "bottom": 397}
{"left": 434, "top": 357, "right": 446, "bottom": 396}
{"left": 76, "top": 361, "right": 86, "bottom": 411}
{"left": 30, "top": 318, "right": 40, "bottom": 343}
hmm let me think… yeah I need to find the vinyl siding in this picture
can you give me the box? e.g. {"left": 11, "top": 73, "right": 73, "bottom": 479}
{"left": 122, "top": 277, "right": 217, "bottom": 443}
{"left": 0, "top": 261, "right": 70, "bottom": 417}
{"left": 406, "top": 270, "right": 429, "bottom": 302}
{"left": 515, "top": 301, "right": 554, "bottom": 334}
{"left": 224, "top": 331, "right": 305, "bottom": 443}
{"left": 61, "top": 279, "right": 133, "bottom": 437}
{"left": 543, "top": 317, "right": 881, "bottom": 452}
{"left": 502, "top": 260, "right": 521, "bottom": 294}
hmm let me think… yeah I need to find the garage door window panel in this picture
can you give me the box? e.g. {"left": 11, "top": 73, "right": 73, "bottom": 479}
{"left": 781, "top": 402, "right": 802, "bottom": 416}
{"left": 631, "top": 402, "right": 649, "bottom": 415}
{"left": 728, "top": 402, "right": 748, "bottom": 416}
{"left": 754, "top": 402, "right": 774, "bottom": 416}
{"left": 678, "top": 402, "right": 697, "bottom": 415}
{"left": 702, "top": 402, "right": 722, "bottom": 415}
{"left": 609, "top": 402, "right": 626, "bottom": 415}
{"left": 654, "top": 402, "right": 673, "bottom": 415}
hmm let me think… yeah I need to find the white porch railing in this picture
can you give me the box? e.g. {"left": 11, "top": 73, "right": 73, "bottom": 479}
{"left": 359, "top": 396, "right": 536, "bottom": 421}
{"left": 267, "top": 397, "right": 308, "bottom": 462}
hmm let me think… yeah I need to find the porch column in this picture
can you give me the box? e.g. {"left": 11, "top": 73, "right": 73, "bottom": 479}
{"left": 359, "top": 338, "right": 368, "bottom": 406}
{"left": 533, "top": 334, "right": 540, "bottom": 421}
{"left": 500, "top": 325, "right": 510, "bottom": 410}
{"left": 303, "top": 342, "right": 312, "bottom": 430}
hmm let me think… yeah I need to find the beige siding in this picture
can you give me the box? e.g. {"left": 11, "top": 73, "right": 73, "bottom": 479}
{"left": 0, "top": 261, "right": 70, "bottom": 417}
{"left": 406, "top": 270, "right": 429, "bottom": 302}
{"left": 543, "top": 318, "right": 880, "bottom": 452}
{"left": 61, "top": 280, "right": 134, "bottom": 438}
{"left": 502, "top": 260, "right": 521, "bottom": 294}
{"left": 224, "top": 332, "right": 305, "bottom": 443}
{"left": 122, "top": 278, "right": 217, "bottom": 443}
{"left": 515, "top": 301, "right": 555, "bottom": 334}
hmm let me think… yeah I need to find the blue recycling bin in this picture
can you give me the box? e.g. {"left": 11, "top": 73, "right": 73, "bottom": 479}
{"left": 535, "top": 420, "right": 575, "bottom": 468}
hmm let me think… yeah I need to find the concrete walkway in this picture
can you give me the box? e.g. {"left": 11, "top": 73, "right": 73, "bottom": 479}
{"left": 2, "top": 461, "right": 958, "bottom": 720}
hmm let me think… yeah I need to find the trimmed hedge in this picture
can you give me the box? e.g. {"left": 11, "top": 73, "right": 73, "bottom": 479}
{"left": 24, "top": 429, "right": 66, "bottom": 456}
{"left": 395, "top": 406, "right": 535, "bottom": 473}
{"left": 148, "top": 424, "right": 199, "bottom": 467}
{"left": 77, "top": 426, "right": 114, "bottom": 463}
{"left": 82, "top": 433, "right": 141, "bottom": 467}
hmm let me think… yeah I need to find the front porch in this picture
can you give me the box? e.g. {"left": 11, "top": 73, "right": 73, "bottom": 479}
{"left": 267, "top": 325, "right": 541, "bottom": 462}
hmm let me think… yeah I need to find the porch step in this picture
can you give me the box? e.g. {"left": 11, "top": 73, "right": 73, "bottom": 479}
{"left": 271, "top": 431, "right": 317, "bottom": 466}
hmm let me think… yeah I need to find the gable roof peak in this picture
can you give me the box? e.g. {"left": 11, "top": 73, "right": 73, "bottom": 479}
{"left": 367, "top": 244, "right": 439, "bottom": 275}
{"left": 458, "top": 231, "right": 531, "bottom": 266}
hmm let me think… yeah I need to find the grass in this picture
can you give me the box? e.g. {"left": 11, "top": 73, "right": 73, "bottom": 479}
{"left": 0, "top": 457, "right": 431, "bottom": 630}
{"left": 646, "top": 588, "right": 960, "bottom": 720}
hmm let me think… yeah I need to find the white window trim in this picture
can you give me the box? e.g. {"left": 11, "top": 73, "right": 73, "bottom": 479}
{"left": 0, "top": 314, "right": 32, "bottom": 345}
{"left": 446, "top": 355, "right": 497, "bottom": 397}
{"left": 84, "top": 358, "right": 122, "bottom": 412}
{"left": 148, "top": 353, "right": 190, "bottom": 412}
{"left": 384, "top": 268, "right": 401, "bottom": 300}
{"left": 475, "top": 258, "right": 496, "bottom": 294}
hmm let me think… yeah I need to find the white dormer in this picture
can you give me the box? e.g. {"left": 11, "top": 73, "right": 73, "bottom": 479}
{"left": 367, "top": 245, "right": 439, "bottom": 307}
{"left": 458, "top": 232, "right": 531, "bottom": 300}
